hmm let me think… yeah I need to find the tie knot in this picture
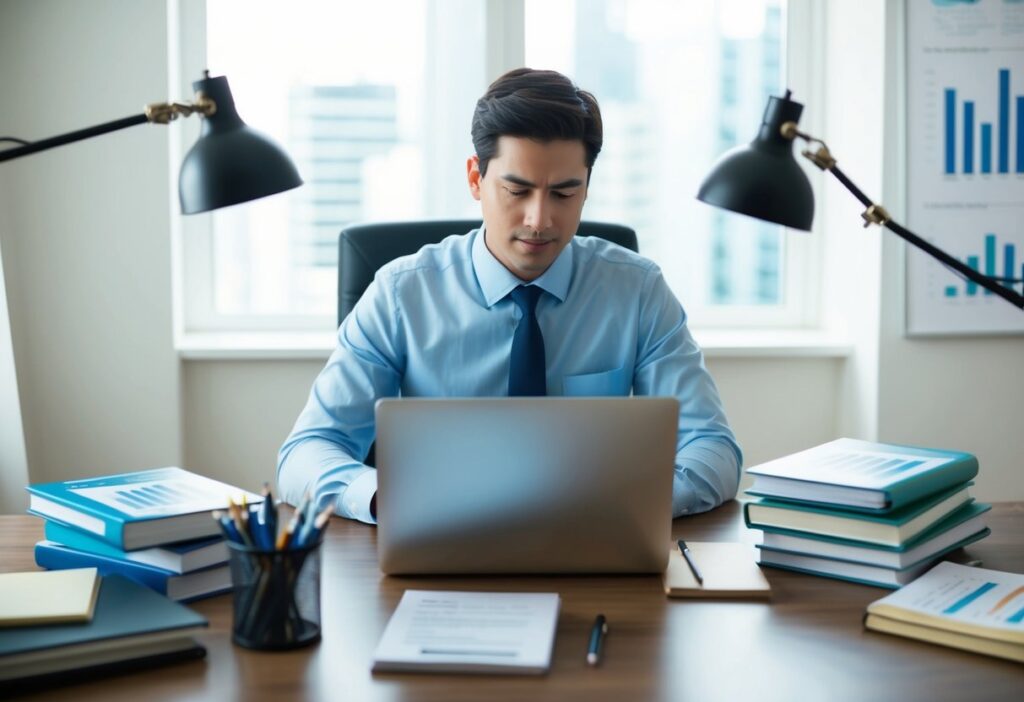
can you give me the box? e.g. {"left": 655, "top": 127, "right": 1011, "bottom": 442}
{"left": 510, "top": 285, "right": 543, "bottom": 315}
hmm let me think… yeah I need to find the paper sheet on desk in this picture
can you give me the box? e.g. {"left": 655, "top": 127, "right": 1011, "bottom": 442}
{"left": 372, "top": 590, "right": 560, "bottom": 674}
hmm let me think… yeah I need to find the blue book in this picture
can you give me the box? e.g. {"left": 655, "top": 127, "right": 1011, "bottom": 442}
{"left": 35, "top": 541, "right": 232, "bottom": 603}
{"left": 0, "top": 575, "right": 206, "bottom": 687}
{"left": 26, "top": 467, "right": 262, "bottom": 550}
{"left": 745, "top": 438, "right": 978, "bottom": 512}
{"left": 44, "top": 521, "right": 228, "bottom": 574}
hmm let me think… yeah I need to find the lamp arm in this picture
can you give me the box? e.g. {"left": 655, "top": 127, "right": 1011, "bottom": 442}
{"left": 0, "top": 95, "right": 216, "bottom": 164}
{"left": 780, "top": 122, "right": 1024, "bottom": 310}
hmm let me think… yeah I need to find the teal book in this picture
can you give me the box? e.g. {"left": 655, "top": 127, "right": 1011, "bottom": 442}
{"left": 26, "top": 467, "right": 262, "bottom": 550}
{"left": 44, "top": 521, "right": 227, "bottom": 574}
{"left": 756, "top": 501, "right": 991, "bottom": 569}
{"left": 743, "top": 482, "right": 974, "bottom": 547}
{"left": 745, "top": 438, "right": 978, "bottom": 512}
{"left": 0, "top": 575, "right": 207, "bottom": 688}
{"left": 756, "top": 547, "right": 942, "bottom": 589}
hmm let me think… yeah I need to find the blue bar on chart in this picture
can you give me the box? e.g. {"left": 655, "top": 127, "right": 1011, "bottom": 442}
{"left": 945, "top": 88, "right": 956, "bottom": 174}
{"left": 964, "top": 101, "right": 974, "bottom": 174}
{"left": 1004, "top": 244, "right": 1017, "bottom": 289}
{"left": 1018, "top": 96, "right": 1024, "bottom": 174}
{"left": 980, "top": 124, "right": 992, "bottom": 173}
{"left": 966, "top": 256, "right": 979, "bottom": 295}
{"left": 998, "top": 69, "right": 1009, "bottom": 173}
{"left": 943, "top": 582, "right": 997, "bottom": 614}
{"left": 942, "top": 234, "right": 1021, "bottom": 298}
{"left": 984, "top": 234, "right": 996, "bottom": 295}
{"left": 943, "top": 68, "right": 1021, "bottom": 175}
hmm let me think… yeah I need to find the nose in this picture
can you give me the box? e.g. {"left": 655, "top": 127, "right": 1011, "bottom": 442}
{"left": 523, "top": 192, "right": 552, "bottom": 232}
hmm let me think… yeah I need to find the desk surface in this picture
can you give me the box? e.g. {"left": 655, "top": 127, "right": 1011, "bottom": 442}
{"left": 2, "top": 502, "right": 1022, "bottom": 701}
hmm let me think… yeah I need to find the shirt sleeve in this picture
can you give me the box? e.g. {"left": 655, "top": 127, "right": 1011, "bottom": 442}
{"left": 276, "top": 272, "right": 404, "bottom": 524}
{"left": 632, "top": 265, "right": 743, "bottom": 516}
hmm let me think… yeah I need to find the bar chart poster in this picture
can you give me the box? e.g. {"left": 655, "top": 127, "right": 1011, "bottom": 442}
{"left": 906, "top": 0, "right": 1024, "bottom": 335}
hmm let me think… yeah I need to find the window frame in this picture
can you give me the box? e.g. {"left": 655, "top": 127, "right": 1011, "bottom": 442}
{"left": 172, "top": 0, "right": 824, "bottom": 338}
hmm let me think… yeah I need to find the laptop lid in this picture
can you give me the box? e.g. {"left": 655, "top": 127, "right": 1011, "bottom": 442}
{"left": 375, "top": 397, "right": 677, "bottom": 575}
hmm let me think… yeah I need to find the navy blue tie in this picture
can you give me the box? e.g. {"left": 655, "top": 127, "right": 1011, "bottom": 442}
{"left": 508, "top": 285, "right": 547, "bottom": 396}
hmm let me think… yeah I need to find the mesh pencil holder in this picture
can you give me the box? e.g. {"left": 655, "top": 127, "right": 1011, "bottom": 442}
{"left": 227, "top": 541, "right": 322, "bottom": 650}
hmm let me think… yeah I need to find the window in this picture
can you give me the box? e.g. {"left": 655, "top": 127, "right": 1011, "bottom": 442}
{"left": 524, "top": 0, "right": 816, "bottom": 327}
{"left": 176, "top": 0, "right": 818, "bottom": 335}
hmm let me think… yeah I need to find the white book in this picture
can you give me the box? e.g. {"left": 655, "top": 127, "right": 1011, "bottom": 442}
{"left": 372, "top": 590, "right": 560, "bottom": 675}
{"left": 756, "top": 549, "right": 936, "bottom": 588}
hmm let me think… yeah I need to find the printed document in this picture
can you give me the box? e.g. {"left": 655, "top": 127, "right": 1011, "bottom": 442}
{"left": 372, "top": 590, "right": 560, "bottom": 674}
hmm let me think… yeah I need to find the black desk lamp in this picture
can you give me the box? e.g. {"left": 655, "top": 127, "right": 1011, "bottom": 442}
{"left": 0, "top": 72, "right": 302, "bottom": 214}
{"left": 697, "top": 91, "right": 1024, "bottom": 310}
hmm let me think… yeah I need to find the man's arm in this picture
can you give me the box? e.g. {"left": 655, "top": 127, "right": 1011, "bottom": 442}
{"left": 632, "top": 265, "right": 742, "bottom": 516}
{"left": 277, "top": 274, "right": 404, "bottom": 523}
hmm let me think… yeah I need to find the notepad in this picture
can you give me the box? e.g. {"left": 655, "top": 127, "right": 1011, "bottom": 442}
{"left": 663, "top": 542, "right": 771, "bottom": 599}
{"left": 0, "top": 568, "right": 100, "bottom": 626}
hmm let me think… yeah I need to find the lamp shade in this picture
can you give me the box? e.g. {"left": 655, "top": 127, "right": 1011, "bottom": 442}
{"left": 178, "top": 75, "right": 303, "bottom": 215}
{"left": 696, "top": 92, "right": 814, "bottom": 231}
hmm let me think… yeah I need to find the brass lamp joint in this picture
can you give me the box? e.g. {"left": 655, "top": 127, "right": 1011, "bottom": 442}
{"left": 144, "top": 92, "right": 217, "bottom": 125}
{"left": 780, "top": 122, "right": 836, "bottom": 171}
{"left": 802, "top": 144, "right": 836, "bottom": 171}
{"left": 861, "top": 204, "right": 891, "bottom": 228}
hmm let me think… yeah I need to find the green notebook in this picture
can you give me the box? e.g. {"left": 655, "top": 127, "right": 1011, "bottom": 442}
{"left": 744, "top": 482, "right": 973, "bottom": 547}
{"left": 756, "top": 502, "right": 991, "bottom": 569}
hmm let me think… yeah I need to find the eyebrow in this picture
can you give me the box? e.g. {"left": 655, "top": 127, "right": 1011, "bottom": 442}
{"left": 501, "top": 174, "right": 584, "bottom": 190}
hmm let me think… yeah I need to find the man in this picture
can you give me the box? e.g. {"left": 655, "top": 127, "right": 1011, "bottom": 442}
{"left": 278, "top": 68, "right": 741, "bottom": 523}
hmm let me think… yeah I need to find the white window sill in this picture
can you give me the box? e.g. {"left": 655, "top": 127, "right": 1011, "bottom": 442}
{"left": 176, "top": 330, "right": 852, "bottom": 361}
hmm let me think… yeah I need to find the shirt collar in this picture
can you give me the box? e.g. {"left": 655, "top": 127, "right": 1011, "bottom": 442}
{"left": 472, "top": 225, "right": 573, "bottom": 308}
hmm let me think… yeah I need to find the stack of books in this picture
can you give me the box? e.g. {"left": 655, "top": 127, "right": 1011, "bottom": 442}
{"left": 743, "top": 438, "right": 991, "bottom": 588}
{"left": 0, "top": 572, "right": 208, "bottom": 691}
{"left": 26, "top": 467, "right": 262, "bottom": 602}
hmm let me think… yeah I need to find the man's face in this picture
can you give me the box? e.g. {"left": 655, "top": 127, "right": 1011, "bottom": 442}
{"left": 467, "top": 136, "right": 588, "bottom": 281}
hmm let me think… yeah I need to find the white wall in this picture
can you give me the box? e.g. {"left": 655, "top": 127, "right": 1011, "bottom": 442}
{"left": 0, "top": 0, "right": 181, "bottom": 498}
{"left": 0, "top": 184, "right": 30, "bottom": 511}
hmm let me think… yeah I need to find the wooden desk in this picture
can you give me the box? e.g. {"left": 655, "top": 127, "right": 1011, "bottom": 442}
{"left": 2, "top": 502, "right": 1021, "bottom": 701}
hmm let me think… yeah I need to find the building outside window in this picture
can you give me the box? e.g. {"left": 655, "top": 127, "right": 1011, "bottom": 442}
{"left": 182, "top": 0, "right": 811, "bottom": 334}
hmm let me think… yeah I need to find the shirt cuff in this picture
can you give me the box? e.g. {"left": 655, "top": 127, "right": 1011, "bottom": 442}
{"left": 337, "top": 468, "right": 378, "bottom": 525}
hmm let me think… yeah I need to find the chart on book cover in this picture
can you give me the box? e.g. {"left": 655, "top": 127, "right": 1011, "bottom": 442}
{"left": 875, "top": 562, "right": 1024, "bottom": 632}
{"left": 906, "top": 0, "right": 1024, "bottom": 335}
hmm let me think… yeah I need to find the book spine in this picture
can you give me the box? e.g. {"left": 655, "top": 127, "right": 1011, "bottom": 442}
{"left": 34, "top": 543, "right": 171, "bottom": 595}
{"left": 43, "top": 520, "right": 128, "bottom": 560}
{"left": 29, "top": 510, "right": 128, "bottom": 550}
{"left": 742, "top": 501, "right": 756, "bottom": 529}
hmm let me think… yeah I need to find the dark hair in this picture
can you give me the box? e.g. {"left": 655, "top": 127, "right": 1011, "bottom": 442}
{"left": 471, "top": 68, "right": 603, "bottom": 181}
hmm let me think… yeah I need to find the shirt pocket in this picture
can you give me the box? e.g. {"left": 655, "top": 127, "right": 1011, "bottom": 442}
{"left": 561, "top": 365, "right": 630, "bottom": 397}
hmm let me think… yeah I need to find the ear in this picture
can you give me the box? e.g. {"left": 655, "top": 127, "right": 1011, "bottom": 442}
{"left": 467, "top": 155, "right": 482, "bottom": 201}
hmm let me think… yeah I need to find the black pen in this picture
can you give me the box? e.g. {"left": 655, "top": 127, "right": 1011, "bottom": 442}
{"left": 677, "top": 539, "right": 704, "bottom": 585}
{"left": 587, "top": 614, "right": 608, "bottom": 666}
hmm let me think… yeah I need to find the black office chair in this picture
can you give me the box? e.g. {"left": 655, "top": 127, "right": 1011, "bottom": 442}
{"left": 337, "top": 219, "right": 638, "bottom": 326}
{"left": 335, "top": 219, "right": 638, "bottom": 468}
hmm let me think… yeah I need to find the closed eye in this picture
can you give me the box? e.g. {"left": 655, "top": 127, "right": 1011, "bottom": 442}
{"left": 504, "top": 187, "right": 527, "bottom": 197}
{"left": 552, "top": 191, "right": 574, "bottom": 199}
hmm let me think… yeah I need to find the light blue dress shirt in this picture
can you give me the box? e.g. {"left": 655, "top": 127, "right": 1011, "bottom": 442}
{"left": 278, "top": 227, "right": 741, "bottom": 523}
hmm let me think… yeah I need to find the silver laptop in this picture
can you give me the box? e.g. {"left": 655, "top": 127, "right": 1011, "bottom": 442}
{"left": 375, "top": 397, "right": 677, "bottom": 575}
